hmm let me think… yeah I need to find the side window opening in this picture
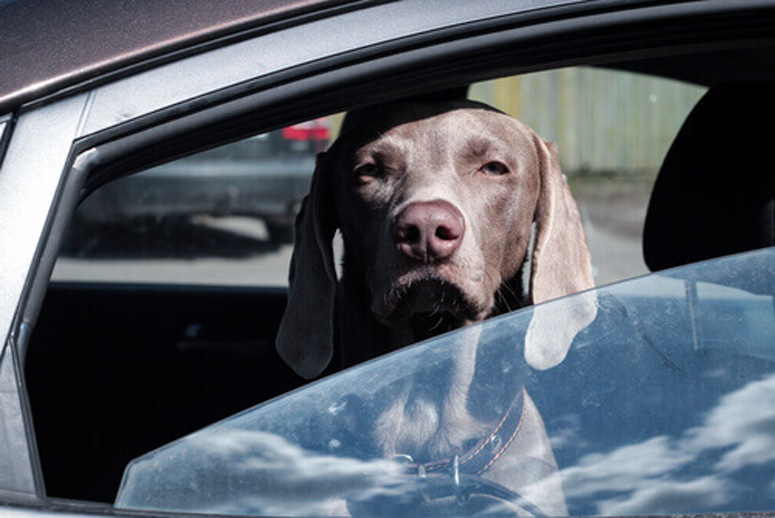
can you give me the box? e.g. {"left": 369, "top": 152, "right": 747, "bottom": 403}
{"left": 51, "top": 68, "right": 706, "bottom": 289}
{"left": 27, "top": 67, "right": 708, "bottom": 505}
{"left": 55, "top": 117, "right": 335, "bottom": 287}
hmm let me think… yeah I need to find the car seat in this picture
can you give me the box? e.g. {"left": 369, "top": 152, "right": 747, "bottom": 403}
{"left": 643, "top": 83, "right": 775, "bottom": 273}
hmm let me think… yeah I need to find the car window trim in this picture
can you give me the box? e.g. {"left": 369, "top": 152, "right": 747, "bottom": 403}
{"left": 33, "top": 1, "right": 773, "bottom": 293}
{"left": 0, "top": 114, "right": 14, "bottom": 167}
{"left": 0, "top": 97, "right": 93, "bottom": 506}
{"left": 0, "top": 95, "right": 90, "bottom": 372}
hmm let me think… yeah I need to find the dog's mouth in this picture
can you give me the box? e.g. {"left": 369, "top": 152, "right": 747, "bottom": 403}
{"left": 378, "top": 272, "right": 484, "bottom": 340}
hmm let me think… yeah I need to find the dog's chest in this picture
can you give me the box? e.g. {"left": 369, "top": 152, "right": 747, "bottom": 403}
{"left": 373, "top": 379, "right": 490, "bottom": 462}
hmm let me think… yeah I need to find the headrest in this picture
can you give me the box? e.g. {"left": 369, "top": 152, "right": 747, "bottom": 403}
{"left": 643, "top": 83, "right": 775, "bottom": 271}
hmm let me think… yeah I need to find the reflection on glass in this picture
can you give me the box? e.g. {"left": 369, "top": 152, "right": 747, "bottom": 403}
{"left": 117, "top": 248, "right": 775, "bottom": 516}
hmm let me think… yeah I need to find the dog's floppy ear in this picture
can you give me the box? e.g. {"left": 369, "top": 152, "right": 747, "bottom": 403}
{"left": 276, "top": 152, "right": 338, "bottom": 379}
{"left": 525, "top": 137, "right": 596, "bottom": 370}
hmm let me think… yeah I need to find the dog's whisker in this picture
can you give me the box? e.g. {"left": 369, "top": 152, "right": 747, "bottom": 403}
{"left": 427, "top": 315, "right": 445, "bottom": 333}
{"left": 499, "top": 287, "right": 516, "bottom": 312}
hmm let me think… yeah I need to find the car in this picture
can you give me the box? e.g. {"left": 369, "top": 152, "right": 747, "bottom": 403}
{"left": 0, "top": 0, "right": 773, "bottom": 517}
{"left": 72, "top": 120, "right": 328, "bottom": 245}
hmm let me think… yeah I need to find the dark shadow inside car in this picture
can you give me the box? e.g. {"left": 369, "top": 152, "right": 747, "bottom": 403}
{"left": 25, "top": 285, "right": 310, "bottom": 502}
{"left": 644, "top": 82, "right": 775, "bottom": 275}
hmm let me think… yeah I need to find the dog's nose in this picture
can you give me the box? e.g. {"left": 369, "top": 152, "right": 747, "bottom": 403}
{"left": 394, "top": 200, "right": 465, "bottom": 262}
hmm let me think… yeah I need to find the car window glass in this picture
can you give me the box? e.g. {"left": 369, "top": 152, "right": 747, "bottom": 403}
{"left": 116, "top": 247, "right": 775, "bottom": 517}
{"left": 52, "top": 68, "right": 705, "bottom": 288}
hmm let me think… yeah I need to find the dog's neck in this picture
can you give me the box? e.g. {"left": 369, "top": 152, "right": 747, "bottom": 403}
{"left": 335, "top": 262, "right": 434, "bottom": 368}
{"left": 335, "top": 272, "right": 392, "bottom": 369}
{"left": 336, "top": 268, "right": 521, "bottom": 460}
{"left": 373, "top": 330, "right": 490, "bottom": 460}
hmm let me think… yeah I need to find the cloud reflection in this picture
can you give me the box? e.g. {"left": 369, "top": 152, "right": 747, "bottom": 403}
{"left": 119, "top": 429, "right": 405, "bottom": 516}
{"left": 596, "top": 475, "right": 737, "bottom": 516}
{"left": 558, "top": 374, "right": 775, "bottom": 515}
{"left": 688, "top": 374, "right": 775, "bottom": 472}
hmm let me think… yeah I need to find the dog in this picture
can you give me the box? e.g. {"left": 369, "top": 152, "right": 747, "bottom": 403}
{"left": 276, "top": 98, "right": 596, "bottom": 515}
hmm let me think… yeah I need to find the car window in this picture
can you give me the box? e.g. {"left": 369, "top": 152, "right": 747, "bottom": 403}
{"left": 115, "top": 247, "right": 775, "bottom": 517}
{"left": 470, "top": 68, "right": 706, "bottom": 285}
{"left": 51, "top": 68, "right": 704, "bottom": 288}
{"left": 53, "top": 118, "right": 335, "bottom": 287}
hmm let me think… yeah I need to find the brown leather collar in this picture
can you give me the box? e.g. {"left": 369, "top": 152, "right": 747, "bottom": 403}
{"left": 401, "top": 386, "right": 526, "bottom": 478}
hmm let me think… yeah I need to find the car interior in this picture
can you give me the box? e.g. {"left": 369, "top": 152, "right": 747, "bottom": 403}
{"left": 643, "top": 82, "right": 775, "bottom": 279}
{"left": 21, "top": 34, "right": 775, "bottom": 508}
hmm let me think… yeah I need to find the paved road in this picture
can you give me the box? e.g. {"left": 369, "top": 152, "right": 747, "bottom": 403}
{"left": 577, "top": 193, "right": 651, "bottom": 286}
{"left": 53, "top": 194, "right": 650, "bottom": 289}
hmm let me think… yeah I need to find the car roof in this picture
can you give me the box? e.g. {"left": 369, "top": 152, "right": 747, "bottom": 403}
{"left": 0, "top": 0, "right": 352, "bottom": 112}
{"left": 6, "top": 0, "right": 701, "bottom": 114}
{"left": 4, "top": 0, "right": 773, "bottom": 115}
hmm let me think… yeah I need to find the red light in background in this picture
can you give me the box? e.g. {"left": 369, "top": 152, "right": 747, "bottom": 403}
{"left": 282, "top": 119, "right": 330, "bottom": 141}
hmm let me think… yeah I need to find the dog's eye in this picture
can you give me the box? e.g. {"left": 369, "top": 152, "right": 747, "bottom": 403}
{"left": 480, "top": 161, "right": 509, "bottom": 176}
{"left": 354, "top": 163, "right": 381, "bottom": 177}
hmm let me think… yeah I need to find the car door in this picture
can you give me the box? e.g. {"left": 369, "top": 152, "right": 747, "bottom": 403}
{"left": 1, "top": 1, "right": 774, "bottom": 516}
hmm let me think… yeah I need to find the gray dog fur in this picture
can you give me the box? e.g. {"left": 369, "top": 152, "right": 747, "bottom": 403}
{"left": 276, "top": 99, "right": 596, "bottom": 515}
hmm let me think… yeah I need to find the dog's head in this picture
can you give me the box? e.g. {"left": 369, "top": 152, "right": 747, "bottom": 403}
{"left": 277, "top": 100, "right": 595, "bottom": 379}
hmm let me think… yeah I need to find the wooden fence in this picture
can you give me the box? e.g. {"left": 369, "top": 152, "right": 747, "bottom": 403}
{"left": 470, "top": 68, "right": 706, "bottom": 175}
